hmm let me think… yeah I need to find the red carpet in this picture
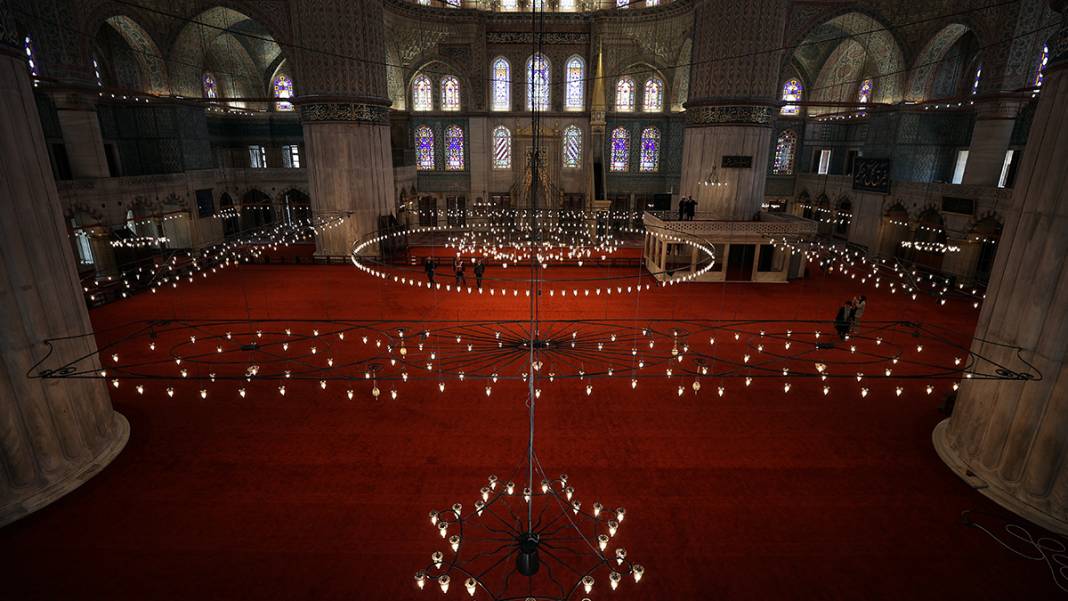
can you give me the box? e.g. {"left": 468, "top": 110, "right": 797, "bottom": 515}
{"left": 0, "top": 262, "right": 1060, "bottom": 600}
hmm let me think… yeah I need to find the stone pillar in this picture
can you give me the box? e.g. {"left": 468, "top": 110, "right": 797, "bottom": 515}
{"left": 292, "top": 0, "right": 395, "bottom": 258}
{"left": 0, "top": 23, "right": 128, "bottom": 528}
{"left": 961, "top": 99, "right": 1023, "bottom": 186}
{"left": 934, "top": 1, "right": 1068, "bottom": 535}
{"left": 53, "top": 93, "right": 110, "bottom": 179}
{"left": 679, "top": 0, "right": 786, "bottom": 220}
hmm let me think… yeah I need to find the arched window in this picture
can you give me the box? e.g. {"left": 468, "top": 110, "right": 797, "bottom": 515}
{"left": 445, "top": 125, "right": 465, "bottom": 171}
{"left": 616, "top": 77, "right": 635, "bottom": 112}
{"left": 616, "top": 0, "right": 629, "bottom": 7}
{"left": 415, "top": 125, "right": 434, "bottom": 171}
{"left": 412, "top": 75, "right": 433, "bottom": 112}
{"left": 202, "top": 72, "right": 218, "bottom": 99}
{"left": 527, "top": 54, "right": 550, "bottom": 111}
{"left": 857, "top": 78, "right": 874, "bottom": 106}
{"left": 639, "top": 127, "right": 661, "bottom": 173}
{"left": 563, "top": 125, "right": 582, "bottom": 168}
{"left": 273, "top": 74, "right": 294, "bottom": 111}
{"left": 565, "top": 56, "right": 585, "bottom": 111}
{"left": 772, "top": 129, "right": 797, "bottom": 175}
{"left": 441, "top": 76, "right": 461, "bottom": 111}
{"left": 559, "top": 0, "right": 576, "bottom": 9}
{"left": 610, "top": 127, "right": 630, "bottom": 172}
{"left": 24, "top": 35, "right": 38, "bottom": 77}
{"left": 971, "top": 64, "right": 982, "bottom": 96}
{"left": 444, "top": 0, "right": 460, "bottom": 7}
{"left": 502, "top": 0, "right": 517, "bottom": 9}
{"left": 1035, "top": 44, "right": 1050, "bottom": 92}
{"left": 92, "top": 57, "right": 103, "bottom": 87}
{"left": 492, "top": 57, "right": 510, "bottom": 111}
{"left": 531, "top": 0, "right": 545, "bottom": 9}
{"left": 493, "top": 126, "right": 511, "bottom": 169}
{"left": 643, "top": 78, "right": 664, "bottom": 112}
{"left": 781, "top": 79, "right": 803, "bottom": 115}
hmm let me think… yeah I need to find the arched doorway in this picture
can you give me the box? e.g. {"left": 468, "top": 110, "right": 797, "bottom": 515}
{"left": 242, "top": 189, "right": 273, "bottom": 229}
{"left": 909, "top": 208, "right": 946, "bottom": 271}
{"left": 281, "top": 188, "right": 310, "bottom": 224}
{"left": 834, "top": 197, "right": 852, "bottom": 238}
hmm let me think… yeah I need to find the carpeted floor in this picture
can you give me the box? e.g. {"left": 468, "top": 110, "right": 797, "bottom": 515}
{"left": 0, "top": 252, "right": 1059, "bottom": 600}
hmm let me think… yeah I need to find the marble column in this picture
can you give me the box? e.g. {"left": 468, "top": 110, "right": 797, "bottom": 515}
{"left": 934, "top": 1, "right": 1068, "bottom": 535}
{"left": 0, "top": 30, "right": 128, "bottom": 527}
{"left": 962, "top": 98, "right": 1023, "bottom": 186}
{"left": 292, "top": 0, "right": 395, "bottom": 259}
{"left": 679, "top": 0, "right": 786, "bottom": 220}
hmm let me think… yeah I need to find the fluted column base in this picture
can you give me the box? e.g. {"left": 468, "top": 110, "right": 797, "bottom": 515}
{"left": 0, "top": 412, "right": 128, "bottom": 528}
{"left": 933, "top": 419, "right": 1068, "bottom": 535}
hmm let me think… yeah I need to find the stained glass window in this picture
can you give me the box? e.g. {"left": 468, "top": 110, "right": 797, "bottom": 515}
{"left": 610, "top": 127, "right": 630, "bottom": 172}
{"left": 412, "top": 75, "right": 433, "bottom": 111}
{"left": 493, "top": 126, "right": 511, "bottom": 169}
{"left": 639, "top": 127, "right": 660, "bottom": 173}
{"left": 202, "top": 72, "right": 218, "bottom": 99}
{"left": 643, "top": 77, "right": 663, "bottom": 112}
{"left": 563, "top": 125, "right": 581, "bottom": 168}
{"left": 445, "top": 0, "right": 460, "bottom": 7}
{"left": 781, "top": 79, "right": 803, "bottom": 115}
{"left": 857, "top": 79, "right": 874, "bottom": 106}
{"left": 24, "top": 36, "right": 38, "bottom": 77}
{"left": 416, "top": 125, "right": 434, "bottom": 171}
{"left": 1035, "top": 44, "right": 1050, "bottom": 92}
{"left": 565, "top": 56, "right": 584, "bottom": 111}
{"left": 772, "top": 129, "right": 797, "bottom": 175}
{"left": 492, "top": 57, "right": 510, "bottom": 111}
{"left": 971, "top": 64, "right": 982, "bottom": 96}
{"left": 445, "top": 125, "right": 464, "bottom": 171}
{"left": 527, "top": 54, "right": 550, "bottom": 111}
{"left": 615, "top": 77, "right": 635, "bottom": 112}
{"left": 441, "top": 76, "right": 461, "bottom": 111}
{"left": 616, "top": 0, "right": 629, "bottom": 7}
{"left": 273, "top": 74, "right": 294, "bottom": 111}
{"left": 92, "top": 57, "right": 103, "bottom": 86}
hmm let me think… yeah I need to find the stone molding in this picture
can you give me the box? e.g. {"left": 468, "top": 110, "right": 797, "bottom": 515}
{"left": 685, "top": 105, "right": 773, "bottom": 127}
{"left": 300, "top": 102, "right": 391, "bottom": 124}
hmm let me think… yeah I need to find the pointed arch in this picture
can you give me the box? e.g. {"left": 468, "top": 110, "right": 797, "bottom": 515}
{"left": 615, "top": 77, "right": 635, "bottom": 112}
{"left": 565, "top": 55, "right": 585, "bottom": 111}
{"left": 441, "top": 75, "right": 461, "bottom": 111}
{"left": 412, "top": 74, "right": 433, "bottom": 111}
{"left": 610, "top": 127, "right": 630, "bottom": 172}
{"left": 527, "top": 53, "right": 550, "bottom": 110}
{"left": 643, "top": 77, "right": 664, "bottom": 112}
{"left": 639, "top": 127, "right": 661, "bottom": 172}
{"left": 563, "top": 125, "right": 582, "bottom": 168}
{"left": 415, "top": 125, "right": 434, "bottom": 170}
{"left": 491, "top": 56, "right": 511, "bottom": 111}
{"left": 493, "top": 126, "right": 512, "bottom": 169}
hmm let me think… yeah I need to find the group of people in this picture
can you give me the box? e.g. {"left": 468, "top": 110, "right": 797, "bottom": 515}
{"left": 677, "top": 196, "right": 698, "bottom": 221}
{"left": 424, "top": 256, "right": 486, "bottom": 289}
{"left": 834, "top": 295, "right": 867, "bottom": 340}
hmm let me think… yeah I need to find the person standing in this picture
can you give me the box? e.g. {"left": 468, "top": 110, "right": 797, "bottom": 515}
{"left": 454, "top": 258, "right": 467, "bottom": 287}
{"left": 678, "top": 197, "right": 686, "bottom": 221}
{"left": 687, "top": 196, "right": 698, "bottom": 220}
{"left": 835, "top": 300, "right": 852, "bottom": 341}
{"left": 852, "top": 295, "right": 866, "bottom": 333}
{"left": 424, "top": 256, "right": 436, "bottom": 285}
{"left": 474, "top": 259, "right": 486, "bottom": 290}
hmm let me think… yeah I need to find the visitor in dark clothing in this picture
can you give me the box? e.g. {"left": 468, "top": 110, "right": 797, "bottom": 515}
{"left": 424, "top": 257, "right": 436, "bottom": 285}
{"left": 454, "top": 258, "right": 467, "bottom": 287}
{"left": 474, "top": 260, "right": 486, "bottom": 290}
{"left": 835, "top": 300, "right": 853, "bottom": 341}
